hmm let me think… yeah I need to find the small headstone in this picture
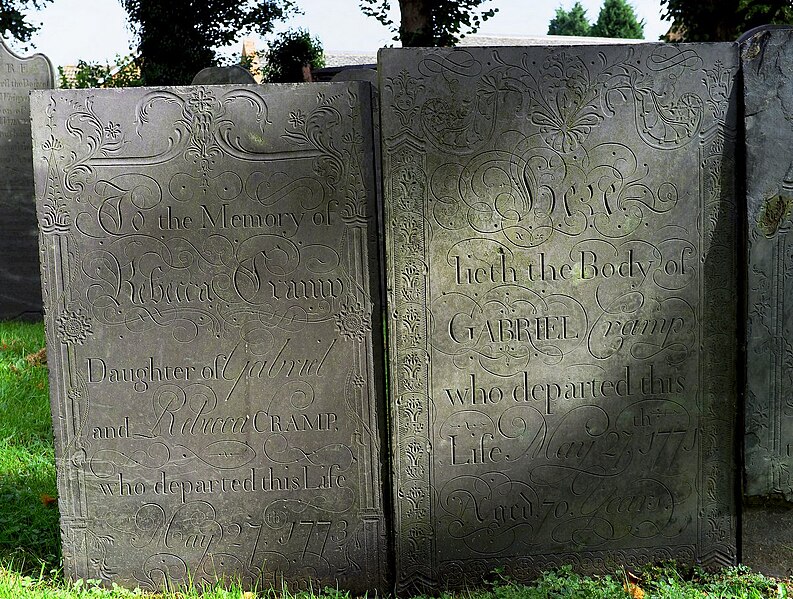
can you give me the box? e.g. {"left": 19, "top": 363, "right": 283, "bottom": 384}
{"left": 32, "top": 83, "right": 387, "bottom": 591}
{"left": 380, "top": 44, "right": 739, "bottom": 591}
{"left": 331, "top": 68, "right": 377, "bottom": 85}
{"left": 0, "top": 39, "right": 51, "bottom": 319}
{"left": 191, "top": 65, "right": 256, "bottom": 85}
{"left": 741, "top": 25, "right": 793, "bottom": 577}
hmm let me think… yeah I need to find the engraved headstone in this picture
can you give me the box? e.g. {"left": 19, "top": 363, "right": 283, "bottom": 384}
{"left": 741, "top": 25, "right": 793, "bottom": 577}
{"left": 32, "top": 83, "right": 387, "bottom": 591}
{"left": 380, "top": 45, "right": 739, "bottom": 591}
{"left": 0, "top": 40, "right": 51, "bottom": 319}
{"left": 331, "top": 68, "right": 377, "bottom": 85}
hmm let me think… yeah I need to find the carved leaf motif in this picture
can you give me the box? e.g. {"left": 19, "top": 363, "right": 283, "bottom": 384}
{"left": 384, "top": 70, "right": 425, "bottom": 129}
{"left": 527, "top": 53, "right": 606, "bottom": 153}
{"left": 282, "top": 95, "right": 346, "bottom": 184}
{"left": 420, "top": 95, "right": 495, "bottom": 154}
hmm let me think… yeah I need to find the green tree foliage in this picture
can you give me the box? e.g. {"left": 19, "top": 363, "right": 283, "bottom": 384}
{"left": 58, "top": 55, "right": 142, "bottom": 89}
{"left": 0, "top": 0, "right": 52, "bottom": 50}
{"left": 261, "top": 28, "right": 325, "bottom": 82}
{"left": 591, "top": 0, "right": 644, "bottom": 38}
{"left": 120, "top": 0, "right": 296, "bottom": 85}
{"left": 548, "top": 2, "right": 592, "bottom": 36}
{"left": 661, "top": 0, "right": 793, "bottom": 42}
{"left": 359, "top": 0, "right": 498, "bottom": 46}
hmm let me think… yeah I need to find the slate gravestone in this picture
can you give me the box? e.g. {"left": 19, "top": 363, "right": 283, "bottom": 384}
{"left": 741, "top": 26, "right": 793, "bottom": 577}
{"left": 331, "top": 68, "right": 377, "bottom": 85}
{"left": 0, "top": 39, "right": 51, "bottom": 319}
{"left": 379, "top": 45, "right": 739, "bottom": 591}
{"left": 31, "top": 83, "right": 388, "bottom": 591}
{"left": 191, "top": 65, "right": 256, "bottom": 85}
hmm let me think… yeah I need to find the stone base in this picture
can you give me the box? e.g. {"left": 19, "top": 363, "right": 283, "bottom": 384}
{"left": 742, "top": 500, "right": 793, "bottom": 578}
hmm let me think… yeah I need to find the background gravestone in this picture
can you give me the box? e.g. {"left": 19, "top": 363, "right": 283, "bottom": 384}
{"left": 32, "top": 83, "right": 388, "bottom": 591}
{"left": 191, "top": 65, "right": 256, "bottom": 85}
{"left": 0, "top": 39, "right": 51, "bottom": 319}
{"left": 742, "top": 26, "right": 793, "bottom": 578}
{"left": 380, "top": 45, "right": 739, "bottom": 591}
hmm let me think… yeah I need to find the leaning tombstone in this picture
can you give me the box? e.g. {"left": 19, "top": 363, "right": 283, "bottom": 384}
{"left": 742, "top": 25, "right": 793, "bottom": 578}
{"left": 0, "top": 39, "right": 52, "bottom": 319}
{"left": 31, "top": 83, "right": 388, "bottom": 591}
{"left": 380, "top": 45, "right": 739, "bottom": 591}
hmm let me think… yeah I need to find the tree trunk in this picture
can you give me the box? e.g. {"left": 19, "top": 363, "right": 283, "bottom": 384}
{"left": 399, "top": 0, "right": 433, "bottom": 46}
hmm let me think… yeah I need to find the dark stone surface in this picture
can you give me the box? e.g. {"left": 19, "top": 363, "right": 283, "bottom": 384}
{"left": 191, "top": 65, "right": 256, "bottom": 85}
{"left": 742, "top": 27, "right": 793, "bottom": 500}
{"left": 742, "top": 500, "right": 793, "bottom": 578}
{"left": 379, "top": 45, "right": 739, "bottom": 591}
{"left": 740, "top": 25, "right": 793, "bottom": 577}
{"left": 0, "top": 39, "right": 51, "bottom": 319}
{"left": 331, "top": 69, "right": 377, "bottom": 85}
{"left": 31, "top": 83, "right": 388, "bottom": 592}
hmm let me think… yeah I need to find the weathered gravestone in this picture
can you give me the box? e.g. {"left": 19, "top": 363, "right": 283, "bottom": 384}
{"left": 191, "top": 65, "right": 257, "bottom": 85}
{"left": 0, "top": 39, "right": 51, "bottom": 319}
{"left": 380, "top": 45, "right": 739, "bottom": 590}
{"left": 742, "top": 26, "right": 793, "bottom": 577}
{"left": 31, "top": 83, "right": 388, "bottom": 591}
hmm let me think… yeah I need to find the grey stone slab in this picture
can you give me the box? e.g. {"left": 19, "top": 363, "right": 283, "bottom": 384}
{"left": 741, "top": 25, "right": 793, "bottom": 577}
{"left": 191, "top": 65, "right": 256, "bottom": 85}
{"left": 331, "top": 69, "right": 377, "bottom": 85}
{"left": 31, "top": 83, "right": 388, "bottom": 592}
{"left": 742, "top": 27, "right": 793, "bottom": 500}
{"left": 379, "top": 44, "right": 739, "bottom": 591}
{"left": 742, "top": 501, "right": 793, "bottom": 578}
{"left": 0, "top": 40, "right": 51, "bottom": 319}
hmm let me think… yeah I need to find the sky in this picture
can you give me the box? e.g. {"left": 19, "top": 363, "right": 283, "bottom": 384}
{"left": 13, "top": 0, "right": 669, "bottom": 69}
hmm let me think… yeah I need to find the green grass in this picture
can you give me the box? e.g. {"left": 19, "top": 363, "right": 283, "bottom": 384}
{"left": 0, "top": 320, "right": 788, "bottom": 598}
{"left": 0, "top": 321, "right": 59, "bottom": 572}
{"left": 0, "top": 566, "right": 787, "bottom": 599}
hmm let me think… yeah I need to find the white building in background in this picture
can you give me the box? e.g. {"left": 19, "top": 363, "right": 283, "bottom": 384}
{"left": 241, "top": 38, "right": 263, "bottom": 83}
{"left": 314, "top": 33, "right": 647, "bottom": 80}
{"left": 458, "top": 33, "right": 647, "bottom": 45}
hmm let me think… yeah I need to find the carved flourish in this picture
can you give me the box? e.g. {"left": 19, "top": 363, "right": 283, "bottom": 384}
{"left": 383, "top": 70, "right": 425, "bottom": 130}
{"left": 39, "top": 102, "right": 72, "bottom": 234}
